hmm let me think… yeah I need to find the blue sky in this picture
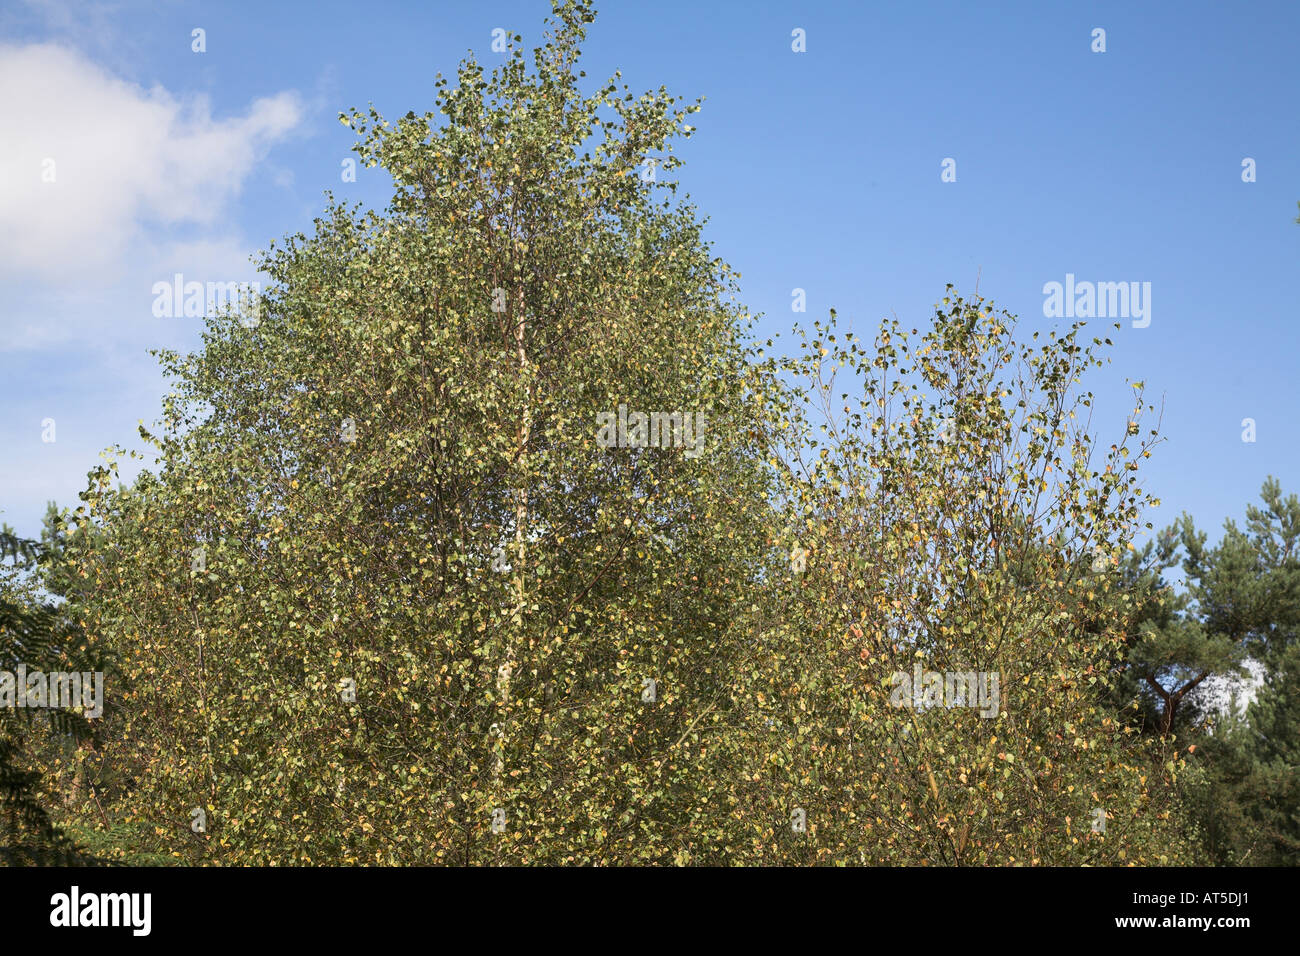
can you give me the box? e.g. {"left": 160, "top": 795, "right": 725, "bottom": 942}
{"left": 1, "top": 0, "right": 1297, "bottom": 544}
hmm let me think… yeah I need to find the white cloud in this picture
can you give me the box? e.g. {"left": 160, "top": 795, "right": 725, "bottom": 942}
{"left": 0, "top": 43, "right": 301, "bottom": 281}
{"left": 1193, "top": 658, "right": 1267, "bottom": 723}
{"left": 1, "top": 233, "right": 267, "bottom": 352}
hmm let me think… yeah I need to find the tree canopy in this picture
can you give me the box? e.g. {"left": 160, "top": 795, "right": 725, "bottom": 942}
{"left": 2, "top": 1, "right": 1294, "bottom": 868}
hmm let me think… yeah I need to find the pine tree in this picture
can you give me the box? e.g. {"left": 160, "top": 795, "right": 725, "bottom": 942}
{"left": 0, "top": 529, "right": 93, "bottom": 865}
{"left": 1136, "top": 480, "right": 1300, "bottom": 863}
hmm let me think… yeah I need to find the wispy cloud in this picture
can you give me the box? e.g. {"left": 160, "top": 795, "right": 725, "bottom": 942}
{"left": 0, "top": 42, "right": 301, "bottom": 284}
